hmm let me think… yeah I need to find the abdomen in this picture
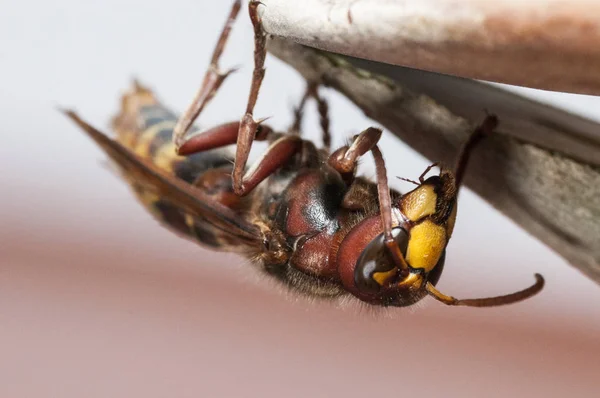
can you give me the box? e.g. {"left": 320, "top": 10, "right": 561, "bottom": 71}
{"left": 111, "top": 82, "right": 239, "bottom": 249}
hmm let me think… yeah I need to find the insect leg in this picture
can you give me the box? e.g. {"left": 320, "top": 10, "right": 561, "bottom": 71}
{"left": 327, "top": 127, "right": 382, "bottom": 185}
{"left": 177, "top": 118, "right": 296, "bottom": 198}
{"left": 371, "top": 144, "right": 411, "bottom": 277}
{"left": 418, "top": 162, "right": 440, "bottom": 183}
{"left": 329, "top": 127, "right": 410, "bottom": 275}
{"left": 178, "top": 121, "right": 305, "bottom": 197}
{"left": 288, "top": 84, "right": 315, "bottom": 135}
{"left": 288, "top": 83, "right": 331, "bottom": 150}
{"left": 177, "top": 121, "right": 274, "bottom": 156}
{"left": 454, "top": 114, "right": 498, "bottom": 189}
{"left": 234, "top": 134, "right": 304, "bottom": 196}
{"left": 314, "top": 88, "right": 331, "bottom": 150}
{"left": 232, "top": 0, "right": 269, "bottom": 195}
{"left": 173, "top": 0, "right": 242, "bottom": 148}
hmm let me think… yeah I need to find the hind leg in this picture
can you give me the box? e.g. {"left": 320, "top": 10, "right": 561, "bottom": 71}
{"left": 313, "top": 88, "right": 331, "bottom": 150}
{"left": 288, "top": 84, "right": 315, "bottom": 135}
{"left": 231, "top": 0, "right": 270, "bottom": 195}
{"left": 176, "top": 2, "right": 320, "bottom": 197}
{"left": 288, "top": 83, "right": 331, "bottom": 150}
{"left": 173, "top": 0, "right": 242, "bottom": 148}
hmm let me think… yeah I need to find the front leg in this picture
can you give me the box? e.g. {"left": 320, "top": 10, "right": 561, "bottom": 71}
{"left": 328, "top": 127, "right": 410, "bottom": 276}
{"left": 327, "top": 127, "right": 382, "bottom": 185}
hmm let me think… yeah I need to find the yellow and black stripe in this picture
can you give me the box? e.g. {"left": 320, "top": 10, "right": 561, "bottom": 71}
{"left": 110, "top": 82, "right": 239, "bottom": 249}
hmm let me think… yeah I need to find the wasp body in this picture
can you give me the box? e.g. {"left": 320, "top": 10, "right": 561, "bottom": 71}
{"left": 64, "top": 0, "right": 543, "bottom": 308}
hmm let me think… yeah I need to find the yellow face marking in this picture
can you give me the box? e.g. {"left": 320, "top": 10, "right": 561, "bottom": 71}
{"left": 401, "top": 185, "right": 438, "bottom": 222}
{"left": 406, "top": 220, "right": 447, "bottom": 272}
{"left": 133, "top": 120, "right": 177, "bottom": 158}
{"left": 372, "top": 268, "right": 397, "bottom": 286}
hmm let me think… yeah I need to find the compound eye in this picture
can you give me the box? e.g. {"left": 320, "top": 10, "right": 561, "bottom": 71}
{"left": 354, "top": 227, "right": 408, "bottom": 294}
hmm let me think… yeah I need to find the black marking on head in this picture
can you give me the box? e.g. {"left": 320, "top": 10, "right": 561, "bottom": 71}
{"left": 424, "top": 173, "right": 457, "bottom": 225}
{"left": 425, "top": 250, "right": 446, "bottom": 288}
{"left": 354, "top": 227, "right": 409, "bottom": 295}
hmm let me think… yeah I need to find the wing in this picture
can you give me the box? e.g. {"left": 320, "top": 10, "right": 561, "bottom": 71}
{"left": 63, "top": 110, "right": 262, "bottom": 246}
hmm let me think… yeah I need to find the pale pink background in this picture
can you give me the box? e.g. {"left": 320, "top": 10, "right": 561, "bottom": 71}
{"left": 1, "top": 1, "right": 600, "bottom": 397}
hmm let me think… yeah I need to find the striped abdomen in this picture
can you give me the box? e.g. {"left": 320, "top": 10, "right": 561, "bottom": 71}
{"left": 111, "top": 83, "right": 244, "bottom": 249}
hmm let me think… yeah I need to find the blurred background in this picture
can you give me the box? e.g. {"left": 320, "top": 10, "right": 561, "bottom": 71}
{"left": 1, "top": 1, "right": 599, "bottom": 397}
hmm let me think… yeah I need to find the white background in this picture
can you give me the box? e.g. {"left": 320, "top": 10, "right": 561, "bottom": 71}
{"left": 1, "top": 1, "right": 599, "bottom": 397}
